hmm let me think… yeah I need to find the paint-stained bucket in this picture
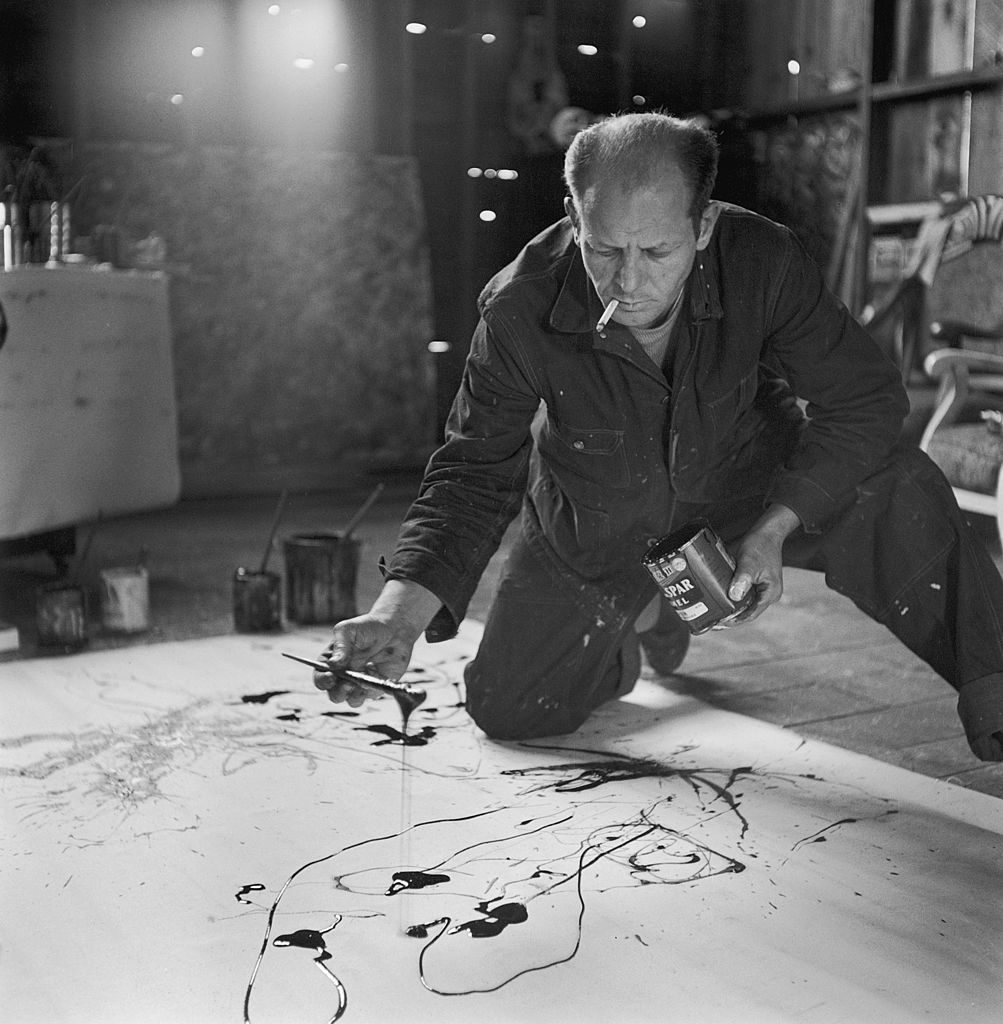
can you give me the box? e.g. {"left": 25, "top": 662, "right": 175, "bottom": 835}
{"left": 641, "top": 519, "right": 754, "bottom": 635}
{"left": 284, "top": 533, "right": 360, "bottom": 624}
{"left": 99, "top": 566, "right": 150, "bottom": 634}
{"left": 232, "top": 568, "right": 282, "bottom": 632}
{"left": 36, "top": 582, "right": 88, "bottom": 651}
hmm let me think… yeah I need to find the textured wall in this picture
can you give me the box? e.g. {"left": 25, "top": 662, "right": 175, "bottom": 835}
{"left": 750, "top": 113, "right": 862, "bottom": 272}
{"left": 52, "top": 141, "right": 435, "bottom": 496}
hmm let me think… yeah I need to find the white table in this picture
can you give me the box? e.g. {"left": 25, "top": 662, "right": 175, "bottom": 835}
{"left": 0, "top": 264, "right": 180, "bottom": 550}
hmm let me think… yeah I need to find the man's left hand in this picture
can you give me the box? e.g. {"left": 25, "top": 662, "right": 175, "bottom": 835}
{"left": 718, "top": 504, "right": 802, "bottom": 627}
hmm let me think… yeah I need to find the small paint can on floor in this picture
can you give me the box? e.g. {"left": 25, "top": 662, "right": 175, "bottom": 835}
{"left": 283, "top": 533, "right": 360, "bottom": 625}
{"left": 641, "top": 519, "right": 753, "bottom": 635}
{"left": 35, "top": 582, "right": 89, "bottom": 652}
{"left": 99, "top": 566, "right": 150, "bottom": 633}
{"left": 232, "top": 568, "right": 282, "bottom": 632}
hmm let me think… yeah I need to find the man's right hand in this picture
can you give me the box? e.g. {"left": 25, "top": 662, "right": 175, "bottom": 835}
{"left": 313, "top": 616, "right": 417, "bottom": 707}
{"left": 312, "top": 579, "right": 441, "bottom": 708}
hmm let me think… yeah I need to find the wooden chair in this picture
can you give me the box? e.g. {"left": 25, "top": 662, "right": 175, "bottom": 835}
{"left": 905, "top": 195, "right": 1003, "bottom": 547}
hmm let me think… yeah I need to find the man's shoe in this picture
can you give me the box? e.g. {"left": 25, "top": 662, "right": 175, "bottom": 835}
{"left": 637, "top": 600, "right": 690, "bottom": 676}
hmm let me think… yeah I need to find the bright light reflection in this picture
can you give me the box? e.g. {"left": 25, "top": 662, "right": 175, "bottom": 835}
{"left": 267, "top": 4, "right": 280, "bottom": 14}
{"left": 788, "top": 59, "right": 801, "bottom": 75}
{"left": 334, "top": 62, "right": 349, "bottom": 73}
{"left": 633, "top": 94, "right": 646, "bottom": 105}
{"left": 497, "top": 169, "right": 518, "bottom": 180}
{"left": 191, "top": 45, "right": 205, "bottom": 57}
{"left": 577, "top": 44, "right": 598, "bottom": 56}
{"left": 293, "top": 57, "right": 315, "bottom": 69}
{"left": 481, "top": 33, "right": 496, "bottom": 44}
{"left": 484, "top": 168, "right": 497, "bottom": 178}
{"left": 633, "top": 15, "right": 646, "bottom": 28}
{"left": 479, "top": 210, "right": 497, "bottom": 222}
{"left": 467, "top": 167, "right": 483, "bottom": 177}
{"left": 170, "top": 94, "right": 184, "bottom": 105}
{"left": 405, "top": 22, "right": 427, "bottom": 34}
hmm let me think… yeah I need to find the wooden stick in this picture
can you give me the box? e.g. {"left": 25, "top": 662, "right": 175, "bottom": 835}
{"left": 70, "top": 510, "right": 102, "bottom": 585}
{"left": 341, "top": 483, "right": 384, "bottom": 539}
{"left": 258, "top": 489, "right": 289, "bottom": 574}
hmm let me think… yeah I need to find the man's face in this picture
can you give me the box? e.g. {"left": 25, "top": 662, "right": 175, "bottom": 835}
{"left": 566, "top": 162, "right": 715, "bottom": 330}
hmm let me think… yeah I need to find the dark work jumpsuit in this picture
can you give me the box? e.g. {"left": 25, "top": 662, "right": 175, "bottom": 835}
{"left": 384, "top": 206, "right": 1003, "bottom": 752}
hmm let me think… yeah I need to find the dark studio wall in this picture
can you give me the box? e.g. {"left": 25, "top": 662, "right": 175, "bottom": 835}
{"left": 6, "top": 1, "right": 1002, "bottom": 497}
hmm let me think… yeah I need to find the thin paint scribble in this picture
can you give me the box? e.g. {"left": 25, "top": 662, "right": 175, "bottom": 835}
{"left": 790, "top": 817, "right": 859, "bottom": 851}
{"left": 242, "top": 807, "right": 513, "bottom": 1023}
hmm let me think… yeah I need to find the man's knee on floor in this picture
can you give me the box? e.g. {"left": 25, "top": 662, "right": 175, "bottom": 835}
{"left": 464, "top": 681, "right": 592, "bottom": 741}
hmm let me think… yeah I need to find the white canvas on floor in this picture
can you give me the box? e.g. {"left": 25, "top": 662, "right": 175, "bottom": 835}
{"left": 2, "top": 623, "right": 1000, "bottom": 1024}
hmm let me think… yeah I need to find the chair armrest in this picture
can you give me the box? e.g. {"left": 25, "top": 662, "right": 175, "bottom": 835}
{"left": 930, "top": 318, "right": 1003, "bottom": 346}
{"left": 920, "top": 348, "right": 1003, "bottom": 451}
{"left": 923, "top": 348, "right": 1003, "bottom": 379}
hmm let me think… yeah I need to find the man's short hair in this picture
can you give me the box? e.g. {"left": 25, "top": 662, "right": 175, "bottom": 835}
{"left": 563, "top": 112, "right": 719, "bottom": 226}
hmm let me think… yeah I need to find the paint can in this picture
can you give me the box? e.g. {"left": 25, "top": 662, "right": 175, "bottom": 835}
{"left": 99, "top": 566, "right": 150, "bottom": 634}
{"left": 283, "top": 533, "right": 360, "bottom": 624}
{"left": 232, "top": 568, "right": 282, "bottom": 632}
{"left": 641, "top": 519, "right": 754, "bottom": 635}
{"left": 35, "top": 582, "right": 89, "bottom": 651}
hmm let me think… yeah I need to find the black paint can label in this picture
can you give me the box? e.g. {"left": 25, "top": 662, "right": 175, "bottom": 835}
{"left": 641, "top": 519, "right": 753, "bottom": 635}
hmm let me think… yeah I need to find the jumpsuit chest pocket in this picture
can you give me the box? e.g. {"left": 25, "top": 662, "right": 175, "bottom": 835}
{"left": 699, "top": 369, "right": 759, "bottom": 436}
{"left": 545, "top": 420, "right": 631, "bottom": 491}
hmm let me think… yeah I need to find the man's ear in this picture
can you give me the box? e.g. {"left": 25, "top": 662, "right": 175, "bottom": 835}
{"left": 695, "top": 200, "right": 722, "bottom": 251}
{"left": 564, "top": 196, "right": 580, "bottom": 237}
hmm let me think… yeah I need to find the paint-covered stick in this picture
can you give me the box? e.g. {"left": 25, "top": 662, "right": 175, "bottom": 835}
{"left": 595, "top": 298, "right": 619, "bottom": 333}
{"left": 340, "top": 483, "right": 384, "bottom": 540}
{"left": 281, "top": 651, "right": 427, "bottom": 707}
{"left": 70, "top": 510, "right": 102, "bottom": 585}
{"left": 258, "top": 489, "right": 289, "bottom": 574}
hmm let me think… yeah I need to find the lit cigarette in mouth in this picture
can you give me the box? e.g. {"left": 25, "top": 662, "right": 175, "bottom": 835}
{"left": 596, "top": 298, "right": 619, "bottom": 333}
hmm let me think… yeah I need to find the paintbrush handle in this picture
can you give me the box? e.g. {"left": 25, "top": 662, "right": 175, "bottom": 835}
{"left": 281, "top": 651, "right": 425, "bottom": 700}
{"left": 340, "top": 483, "right": 384, "bottom": 539}
{"left": 258, "top": 489, "right": 289, "bottom": 574}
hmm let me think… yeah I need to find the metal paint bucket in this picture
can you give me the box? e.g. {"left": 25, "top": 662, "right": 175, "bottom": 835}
{"left": 36, "top": 582, "right": 89, "bottom": 651}
{"left": 283, "top": 533, "right": 360, "bottom": 624}
{"left": 641, "top": 519, "right": 754, "bottom": 635}
{"left": 99, "top": 566, "right": 150, "bottom": 633}
{"left": 232, "top": 568, "right": 282, "bottom": 632}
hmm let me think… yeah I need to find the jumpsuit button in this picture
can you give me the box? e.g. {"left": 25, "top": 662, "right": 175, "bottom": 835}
{"left": 573, "top": 440, "right": 585, "bottom": 450}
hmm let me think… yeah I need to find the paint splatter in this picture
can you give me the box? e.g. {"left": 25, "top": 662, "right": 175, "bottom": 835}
{"left": 235, "top": 883, "right": 266, "bottom": 904}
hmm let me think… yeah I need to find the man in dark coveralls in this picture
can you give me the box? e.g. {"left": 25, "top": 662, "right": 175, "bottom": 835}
{"left": 315, "top": 112, "right": 1003, "bottom": 762}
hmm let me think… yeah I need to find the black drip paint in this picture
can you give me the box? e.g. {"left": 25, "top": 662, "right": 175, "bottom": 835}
{"left": 505, "top": 754, "right": 755, "bottom": 838}
{"left": 452, "top": 901, "right": 529, "bottom": 938}
{"left": 274, "top": 928, "right": 333, "bottom": 962}
{"left": 271, "top": 918, "right": 349, "bottom": 1021}
{"left": 321, "top": 710, "right": 361, "bottom": 718}
{"left": 276, "top": 711, "right": 302, "bottom": 722}
{"left": 360, "top": 724, "right": 436, "bottom": 747}
{"left": 240, "top": 690, "right": 291, "bottom": 704}
{"left": 406, "top": 920, "right": 446, "bottom": 938}
{"left": 385, "top": 870, "right": 451, "bottom": 896}
{"left": 235, "top": 883, "right": 266, "bottom": 904}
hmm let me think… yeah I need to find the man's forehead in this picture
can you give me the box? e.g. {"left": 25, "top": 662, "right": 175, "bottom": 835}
{"left": 579, "top": 176, "right": 693, "bottom": 242}
{"left": 581, "top": 161, "right": 689, "bottom": 210}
